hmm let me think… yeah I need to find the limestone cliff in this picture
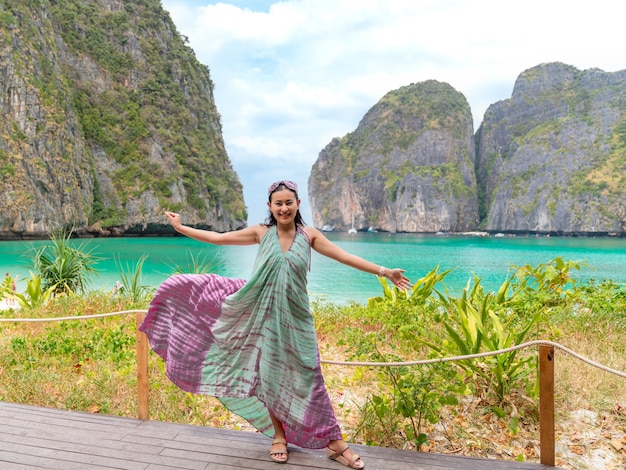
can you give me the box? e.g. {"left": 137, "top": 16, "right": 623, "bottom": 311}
{"left": 308, "top": 80, "right": 478, "bottom": 233}
{"left": 476, "top": 63, "right": 626, "bottom": 234}
{"left": 0, "top": 0, "right": 246, "bottom": 239}
{"left": 309, "top": 63, "right": 626, "bottom": 235}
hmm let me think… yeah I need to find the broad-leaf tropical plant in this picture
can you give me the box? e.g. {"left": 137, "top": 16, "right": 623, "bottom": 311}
{"left": 421, "top": 272, "right": 541, "bottom": 401}
{"left": 12, "top": 273, "right": 56, "bottom": 309}
{"left": 368, "top": 265, "right": 451, "bottom": 307}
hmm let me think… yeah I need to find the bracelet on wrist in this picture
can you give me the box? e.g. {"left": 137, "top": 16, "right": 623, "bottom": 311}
{"left": 378, "top": 266, "right": 386, "bottom": 277}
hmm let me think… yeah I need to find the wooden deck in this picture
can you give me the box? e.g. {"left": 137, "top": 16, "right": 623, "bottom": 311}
{"left": 0, "top": 401, "right": 560, "bottom": 469}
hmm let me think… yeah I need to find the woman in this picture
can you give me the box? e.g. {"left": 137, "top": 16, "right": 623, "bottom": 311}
{"left": 139, "top": 180, "right": 411, "bottom": 468}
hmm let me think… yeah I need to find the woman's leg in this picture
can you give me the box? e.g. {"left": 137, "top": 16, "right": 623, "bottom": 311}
{"left": 327, "top": 439, "right": 365, "bottom": 468}
{"left": 269, "top": 412, "right": 288, "bottom": 463}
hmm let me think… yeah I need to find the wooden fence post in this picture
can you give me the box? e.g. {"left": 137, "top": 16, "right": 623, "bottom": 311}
{"left": 136, "top": 311, "right": 149, "bottom": 420}
{"left": 539, "top": 344, "right": 555, "bottom": 466}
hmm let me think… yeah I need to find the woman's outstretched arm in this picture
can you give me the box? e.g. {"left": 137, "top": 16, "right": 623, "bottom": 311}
{"left": 164, "top": 211, "right": 265, "bottom": 246}
{"left": 304, "top": 226, "right": 412, "bottom": 290}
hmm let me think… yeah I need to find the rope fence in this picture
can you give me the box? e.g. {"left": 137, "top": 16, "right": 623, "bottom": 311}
{"left": 1, "top": 308, "right": 625, "bottom": 466}
{"left": 320, "top": 339, "right": 626, "bottom": 379}
{"left": 2, "top": 309, "right": 624, "bottom": 377}
{"left": 0, "top": 309, "right": 147, "bottom": 323}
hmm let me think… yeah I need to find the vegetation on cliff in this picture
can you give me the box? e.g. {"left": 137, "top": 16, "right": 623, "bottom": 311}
{"left": 309, "top": 80, "right": 478, "bottom": 233}
{"left": 310, "top": 63, "right": 626, "bottom": 235}
{"left": 0, "top": 0, "right": 245, "bottom": 237}
{"left": 476, "top": 63, "right": 626, "bottom": 234}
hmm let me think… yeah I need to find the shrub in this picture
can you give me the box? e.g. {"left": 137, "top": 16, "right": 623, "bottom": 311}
{"left": 29, "top": 228, "right": 101, "bottom": 295}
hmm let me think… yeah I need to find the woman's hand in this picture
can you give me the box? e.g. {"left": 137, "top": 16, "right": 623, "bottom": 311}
{"left": 385, "top": 268, "right": 412, "bottom": 290}
{"left": 164, "top": 211, "right": 183, "bottom": 231}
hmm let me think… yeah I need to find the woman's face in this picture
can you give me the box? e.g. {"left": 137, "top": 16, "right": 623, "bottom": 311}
{"left": 268, "top": 188, "right": 300, "bottom": 226}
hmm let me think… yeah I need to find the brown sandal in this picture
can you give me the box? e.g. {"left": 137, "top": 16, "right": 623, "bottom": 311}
{"left": 270, "top": 438, "right": 288, "bottom": 463}
{"left": 326, "top": 444, "right": 365, "bottom": 468}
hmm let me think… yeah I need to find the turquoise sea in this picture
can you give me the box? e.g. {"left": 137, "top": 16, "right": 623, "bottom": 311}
{"left": 1, "top": 233, "right": 625, "bottom": 305}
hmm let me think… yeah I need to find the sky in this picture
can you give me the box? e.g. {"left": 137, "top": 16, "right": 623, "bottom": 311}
{"left": 160, "top": 0, "right": 626, "bottom": 225}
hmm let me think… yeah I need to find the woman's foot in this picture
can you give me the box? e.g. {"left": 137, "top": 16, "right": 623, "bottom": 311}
{"left": 270, "top": 438, "right": 288, "bottom": 463}
{"left": 326, "top": 440, "right": 365, "bottom": 468}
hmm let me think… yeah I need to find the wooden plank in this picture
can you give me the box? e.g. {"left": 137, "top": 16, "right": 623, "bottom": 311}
{"left": 0, "top": 423, "right": 161, "bottom": 456}
{"left": 0, "top": 450, "right": 115, "bottom": 470}
{"left": 1, "top": 403, "right": 139, "bottom": 430}
{"left": 0, "top": 426, "right": 209, "bottom": 469}
{"left": 0, "top": 438, "right": 147, "bottom": 469}
{"left": 0, "top": 415, "right": 130, "bottom": 442}
{"left": 0, "top": 458, "right": 36, "bottom": 470}
{"left": 0, "top": 401, "right": 561, "bottom": 470}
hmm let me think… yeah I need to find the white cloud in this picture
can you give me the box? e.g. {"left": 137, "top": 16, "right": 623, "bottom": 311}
{"left": 162, "top": 0, "right": 626, "bottom": 224}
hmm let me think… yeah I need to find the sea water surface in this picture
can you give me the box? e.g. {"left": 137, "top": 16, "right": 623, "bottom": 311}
{"left": 1, "top": 233, "right": 625, "bottom": 305}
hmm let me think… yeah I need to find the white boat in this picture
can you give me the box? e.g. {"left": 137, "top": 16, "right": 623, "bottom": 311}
{"left": 321, "top": 225, "right": 333, "bottom": 232}
{"left": 348, "top": 214, "right": 357, "bottom": 234}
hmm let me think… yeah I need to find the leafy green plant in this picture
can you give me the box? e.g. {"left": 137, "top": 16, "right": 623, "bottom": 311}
{"left": 512, "top": 257, "right": 584, "bottom": 306}
{"left": 29, "top": 228, "right": 100, "bottom": 294}
{"left": 369, "top": 265, "right": 451, "bottom": 306}
{"left": 166, "top": 249, "right": 222, "bottom": 274}
{"left": 418, "top": 272, "right": 541, "bottom": 401}
{"left": 573, "top": 279, "right": 626, "bottom": 329}
{"left": 12, "top": 273, "right": 56, "bottom": 309}
{"left": 0, "top": 274, "right": 11, "bottom": 301}
{"left": 358, "top": 360, "right": 463, "bottom": 449}
{"left": 114, "top": 254, "right": 153, "bottom": 304}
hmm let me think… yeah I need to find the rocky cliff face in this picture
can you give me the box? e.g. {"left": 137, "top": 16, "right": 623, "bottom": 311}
{"left": 0, "top": 0, "right": 246, "bottom": 239}
{"left": 308, "top": 80, "right": 478, "bottom": 233}
{"left": 309, "top": 63, "right": 626, "bottom": 235}
{"left": 477, "top": 63, "right": 626, "bottom": 234}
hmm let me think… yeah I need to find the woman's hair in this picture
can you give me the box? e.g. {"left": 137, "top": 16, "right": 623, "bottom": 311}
{"left": 265, "top": 181, "right": 306, "bottom": 226}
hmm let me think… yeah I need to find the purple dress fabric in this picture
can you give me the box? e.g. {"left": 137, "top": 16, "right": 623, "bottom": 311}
{"left": 139, "top": 225, "right": 342, "bottom": 448}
